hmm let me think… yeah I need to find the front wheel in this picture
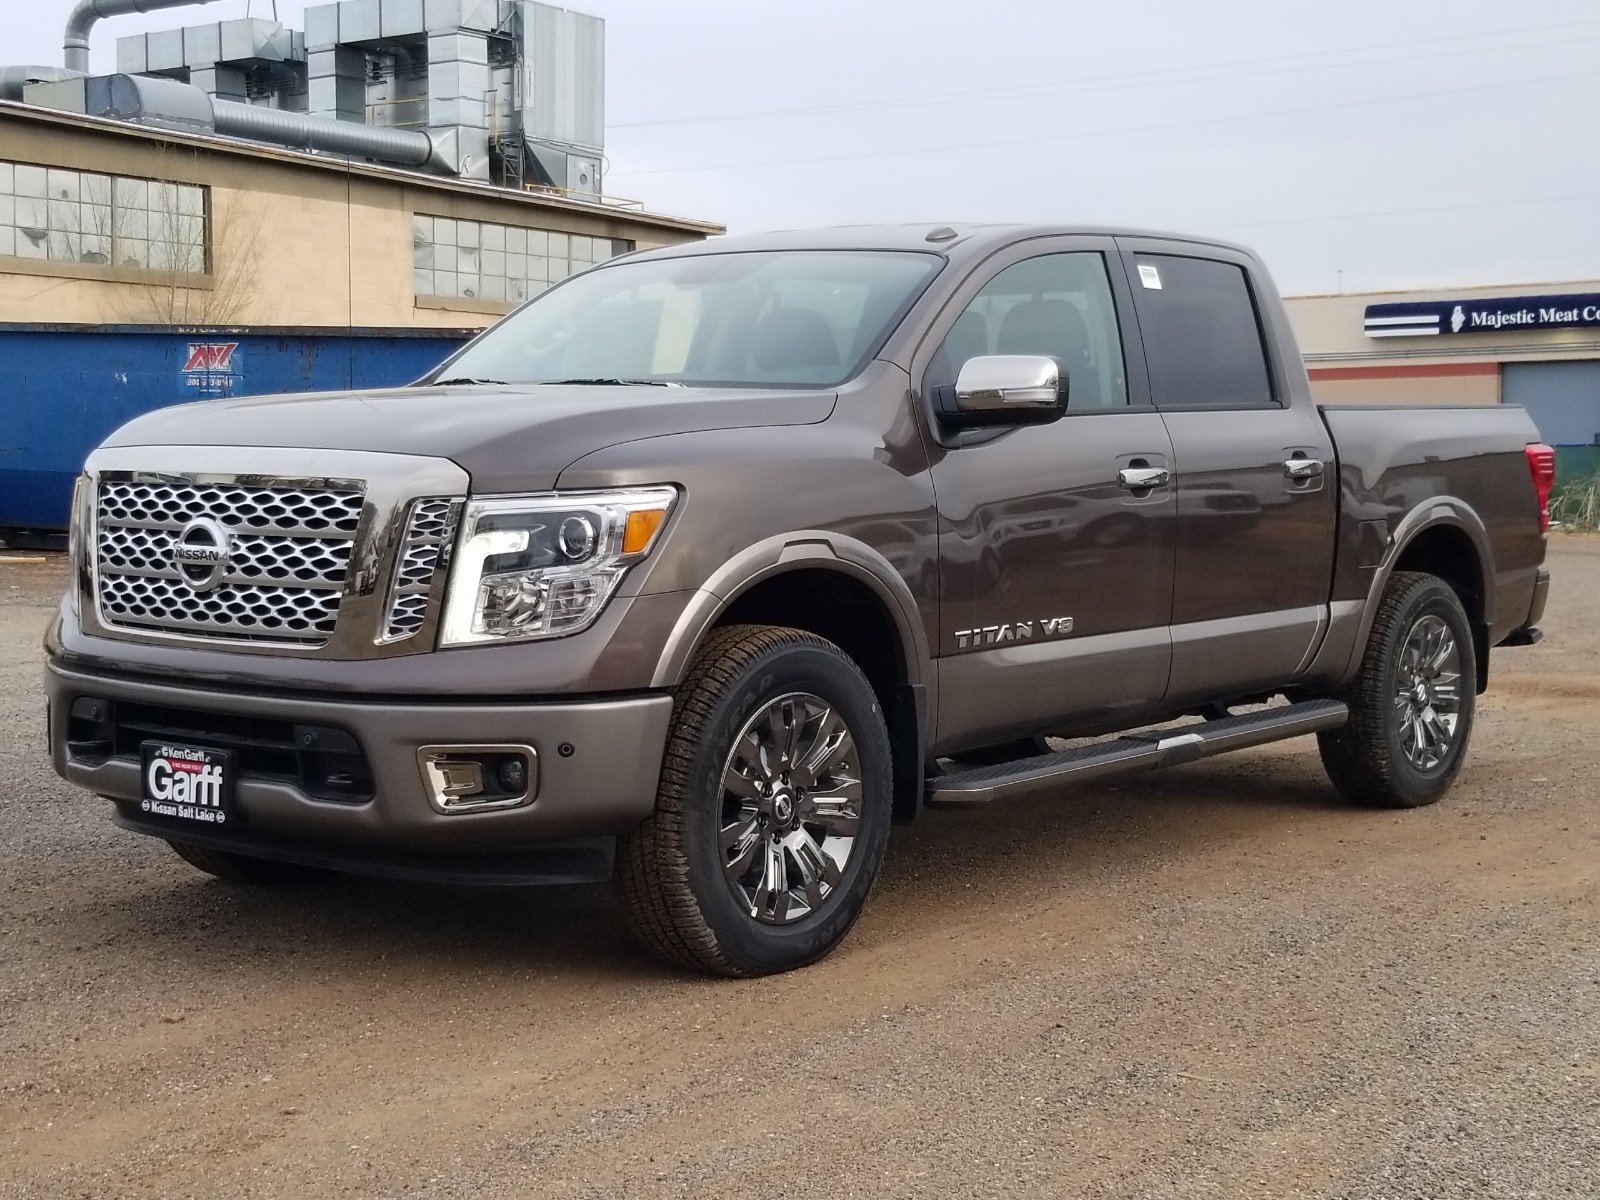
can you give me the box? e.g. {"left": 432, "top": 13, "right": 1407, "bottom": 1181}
{"left": 1319, "top": 571, "right": 1477, "bottom": 808}
{"left": 618, "top": 624, "right": 893, "bottom": 976}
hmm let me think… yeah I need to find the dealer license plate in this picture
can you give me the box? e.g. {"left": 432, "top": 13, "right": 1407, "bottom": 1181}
{"left": 139, "top": 742, "right": 235, "bottom": 826}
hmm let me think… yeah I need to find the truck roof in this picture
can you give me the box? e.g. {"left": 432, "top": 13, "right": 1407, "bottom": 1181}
{"left": 626, "top": 223, "right": 1258, "bottom": 262}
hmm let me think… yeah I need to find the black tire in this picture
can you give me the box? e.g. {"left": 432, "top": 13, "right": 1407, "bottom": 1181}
{"left": 167, "top": 841, "right": 324, "bottom": 884}
{"left": 617, "top": 624, "right": 893, "bottom": 977}
{"left": 1319, "top": 571, "right": 1478, "bottom": 808}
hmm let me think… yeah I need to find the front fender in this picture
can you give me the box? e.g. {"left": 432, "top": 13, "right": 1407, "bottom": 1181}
{"left": 648, "top": 530, "right": 932, "bottom": 694}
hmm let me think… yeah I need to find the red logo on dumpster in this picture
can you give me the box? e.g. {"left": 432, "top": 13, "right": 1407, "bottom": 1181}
{"left": 182, "top": 342, "right": 238, "bottom": 372}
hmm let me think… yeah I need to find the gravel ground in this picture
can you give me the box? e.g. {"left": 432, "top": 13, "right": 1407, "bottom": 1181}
{"left": 1, "top": 540, "right": 1596, "bottom": 1199}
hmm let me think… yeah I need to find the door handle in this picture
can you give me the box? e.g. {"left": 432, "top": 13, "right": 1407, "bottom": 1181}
{"left": 1118, "top": 466, "right": 1170, "bottom": 490}
{"left": 1283, "top": 457, "right": 1324, "bottom": 481}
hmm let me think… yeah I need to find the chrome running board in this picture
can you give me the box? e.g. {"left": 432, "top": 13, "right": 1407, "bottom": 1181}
{"left": 925, "top": 699, "right": 1349, "bottom": 807}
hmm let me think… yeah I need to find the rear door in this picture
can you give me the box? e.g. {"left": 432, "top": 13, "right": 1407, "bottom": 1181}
{"left": 918, "top": 237, "right": 1177, "bottom": 749}
{"left": 1117, "top": 239, "right": 1337, "bottom": 704}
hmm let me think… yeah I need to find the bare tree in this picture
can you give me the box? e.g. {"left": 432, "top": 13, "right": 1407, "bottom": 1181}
{"left": 107, "top": 145, "right": 268, "bottom": 327}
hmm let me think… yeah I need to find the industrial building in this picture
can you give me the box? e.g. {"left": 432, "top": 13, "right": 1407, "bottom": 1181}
{"left": 0, "top": 0, "right": 722, "bottom": 537}
{"left": 0, "top": 98, "right": 715, "bottom": 330}
{"left": 5, "top": 0, "right": 1593, "bottom": 534}
{"left": 1288, "top": 280, "right": 1600, "bottom": 483}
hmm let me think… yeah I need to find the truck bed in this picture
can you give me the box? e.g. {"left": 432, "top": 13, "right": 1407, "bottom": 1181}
{"left": 1319, "top": 402, "right": 1546, "bottom": 647}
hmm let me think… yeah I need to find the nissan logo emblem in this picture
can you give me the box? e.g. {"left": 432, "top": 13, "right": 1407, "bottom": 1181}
{"left": 172, "top": 517, "right": 234, "bottom": 592}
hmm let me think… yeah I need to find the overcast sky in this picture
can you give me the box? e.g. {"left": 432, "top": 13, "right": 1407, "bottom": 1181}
{"left": 9, "top": 0, "right": 1599, "bottom": 295}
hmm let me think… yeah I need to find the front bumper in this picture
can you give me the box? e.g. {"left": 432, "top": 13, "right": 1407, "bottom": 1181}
{"left": 46, "top": 656, "right": 674, "bottom": 873}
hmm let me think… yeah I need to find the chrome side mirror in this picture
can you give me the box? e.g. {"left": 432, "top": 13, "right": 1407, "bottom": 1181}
{"left": 949, "top": 355, "right": 1066, "bottom": 426}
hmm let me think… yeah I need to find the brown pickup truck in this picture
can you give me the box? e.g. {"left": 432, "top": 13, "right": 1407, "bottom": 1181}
{"left": 45, "top": 224, "right": 1553, "bottom": 976}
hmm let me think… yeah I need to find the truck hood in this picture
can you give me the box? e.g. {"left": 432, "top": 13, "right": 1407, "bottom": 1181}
{"left": 101, "top": 383, "right": 836, "bottom": 492}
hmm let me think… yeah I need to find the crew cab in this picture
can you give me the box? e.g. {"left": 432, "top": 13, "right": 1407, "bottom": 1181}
{"left": 45, "top": 225, "right": 1554, "bottom": 975}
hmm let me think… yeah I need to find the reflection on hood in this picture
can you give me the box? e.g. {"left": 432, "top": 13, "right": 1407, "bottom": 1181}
{"left": 103, "top": 383, "right": 837, "bottom": 492}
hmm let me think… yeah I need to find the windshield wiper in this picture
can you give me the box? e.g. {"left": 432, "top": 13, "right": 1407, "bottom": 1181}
{"left": 432, "top": 376, "right": 508, "bottom": 386}
{"left": 543, "top": 377, "right": 681, "bottom": 387}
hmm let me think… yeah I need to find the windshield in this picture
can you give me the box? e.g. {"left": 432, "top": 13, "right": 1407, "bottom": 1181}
{"left": 433, "top": 249, "right": 942, "bottom": 389}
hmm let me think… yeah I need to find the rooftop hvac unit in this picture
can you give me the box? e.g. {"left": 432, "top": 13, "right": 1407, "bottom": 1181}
{"left": 38, "top": 0, "right": 608, "bottom": 189}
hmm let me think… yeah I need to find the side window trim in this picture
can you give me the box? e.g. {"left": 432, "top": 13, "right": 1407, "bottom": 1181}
{"left": 1102, "top": 244, "right": 1154, "bottom": 410}
{"left": 1228, "top": 256, "right": 1281, "bottom": 407}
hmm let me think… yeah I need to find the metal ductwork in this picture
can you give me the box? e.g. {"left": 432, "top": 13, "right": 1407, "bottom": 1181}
{"left": 64, "top": 0, "right": 221, "bottom": 73}
{"left": 0, "top": 65, "right": 82, "bottom": 100}
{"left": 212, "top": 98, "right": 460, "bottom": 174}
{"left": 21, "top": 71, "right": 465, "bottom": 175}
{"left": 31, "top": 0, "right": 597, "bottom": 189}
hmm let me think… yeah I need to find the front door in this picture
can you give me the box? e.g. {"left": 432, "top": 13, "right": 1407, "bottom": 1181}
{"left": 919, "top": 239, "right": 1177, "bottom": 752}
{"left": 1117, "top": 239, "right": 1338, "bottom": 705}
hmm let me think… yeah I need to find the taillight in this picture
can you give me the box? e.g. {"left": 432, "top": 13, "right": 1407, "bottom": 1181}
{"left": 1525, "top": 442, "right": 1556, "bottom": 532}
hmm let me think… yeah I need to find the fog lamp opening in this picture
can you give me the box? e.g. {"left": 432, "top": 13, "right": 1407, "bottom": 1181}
{"left": 416, "top": 745, "right": 538, "bottom": 814}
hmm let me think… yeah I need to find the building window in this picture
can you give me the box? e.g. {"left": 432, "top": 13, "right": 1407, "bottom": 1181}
{"left": 411, "top": 214, "right": 632, "bottom": 305}
{"left": 0, "top": 160, "right": 208, "bottom": 275}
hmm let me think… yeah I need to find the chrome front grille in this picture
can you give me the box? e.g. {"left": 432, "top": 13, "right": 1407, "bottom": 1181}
{"left": 94, "top": 480, "right": 366, "bottom": 645}
{"left": 99, "top": 525, "right": 354, "bottom": 586}
{"left": 380, "top": 498, "right": 460, "bottom": 642}
{"left": 98, "top": 482, "right": 364, "bottom": 536}
{"left": 98, "top": 574, "right": 345, "bottom": 639}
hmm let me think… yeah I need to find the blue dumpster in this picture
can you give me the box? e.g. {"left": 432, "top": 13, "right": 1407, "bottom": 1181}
{"left": 0, "top": 323, "right": 473, "bottom": 535}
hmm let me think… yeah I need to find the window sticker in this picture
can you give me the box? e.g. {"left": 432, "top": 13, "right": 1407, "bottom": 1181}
{"left": 1137, "top": 263, "right": 1162, "bottom": 290}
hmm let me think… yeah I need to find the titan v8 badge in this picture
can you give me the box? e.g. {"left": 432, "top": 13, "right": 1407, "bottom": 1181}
{"left": 954, "top": 616, "right": 1074, "bottom": 650}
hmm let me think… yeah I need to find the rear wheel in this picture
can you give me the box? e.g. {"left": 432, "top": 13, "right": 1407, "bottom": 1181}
{"left": 167, "top": 841, "right": 324, "bottom": 884}
{"left": 1319, "top": 571, "right": 1477, "bottom": 808}
{"left": 618, "top": 624, "right": 893, "bottom": 976}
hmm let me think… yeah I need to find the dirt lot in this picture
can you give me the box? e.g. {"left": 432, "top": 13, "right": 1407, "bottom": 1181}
{"left": 1, "top": 540, "right": 1596, "bottom": 1199}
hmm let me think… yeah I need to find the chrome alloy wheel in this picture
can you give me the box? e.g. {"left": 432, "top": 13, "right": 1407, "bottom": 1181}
{"left": 718, "top": 692, "right": 863, "bottom": 925}
{"left": 1394, "top": 614, "right": 1463, "bottom": 771}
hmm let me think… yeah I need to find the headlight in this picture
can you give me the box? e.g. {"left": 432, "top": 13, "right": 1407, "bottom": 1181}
{"left": 439, "top": 487, "right": 677, "bottom": 646}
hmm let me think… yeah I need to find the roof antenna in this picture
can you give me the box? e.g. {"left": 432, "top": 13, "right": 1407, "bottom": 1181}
{"left": 925, "top": 226, "right": 958, "bottom": 244}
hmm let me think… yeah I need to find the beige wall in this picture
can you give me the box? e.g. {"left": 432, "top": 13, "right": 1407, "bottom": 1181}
{"left": 1287, "top": 281, "right": 1600, "bottom": 369}
{"left": 1307, "top": 368, "right": 1500, "bottom": 407}
{"left": 1287, "top": 280, "right": 1600, "bottom": 408}
{"left": 0, "top": 106, "right": 717, "bottom": 330}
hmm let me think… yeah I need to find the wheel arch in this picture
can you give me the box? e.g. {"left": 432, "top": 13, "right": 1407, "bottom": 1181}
{"left": 1356, "top": 503, "right": 1494, "bottom": 692}
{"left": 649, "top": 533, "right": 931, "bottom": 822}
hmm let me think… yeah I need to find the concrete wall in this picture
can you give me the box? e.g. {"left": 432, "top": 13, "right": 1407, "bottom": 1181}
{"left": 1286, "top": 280, "right": 1600, "bottom": 368}
{"left": 1287, "top": 281, "right": 1600, "bottom": 408}
{"left": 0, "top": 103, "right": 717, "bottom": 330}
{"left": 1305, "top": 363, "right": 1500, "bottom": 407}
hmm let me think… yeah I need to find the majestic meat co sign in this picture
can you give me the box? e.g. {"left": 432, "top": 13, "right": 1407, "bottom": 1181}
{"left": 1364, "top": 293, "right": 1600, "bottom": 339}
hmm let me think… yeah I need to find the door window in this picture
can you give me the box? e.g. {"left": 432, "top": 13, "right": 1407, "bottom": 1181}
{"left": 1133, "top": 255, "right": 1275, "bottom": 409}
{"left": 929, "top": 253, "right": 1128, "bottom": 409}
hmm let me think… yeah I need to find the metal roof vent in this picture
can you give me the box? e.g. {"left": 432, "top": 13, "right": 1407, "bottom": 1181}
{"left": 64, "top": 0, "right": 224, "bottom": 73}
